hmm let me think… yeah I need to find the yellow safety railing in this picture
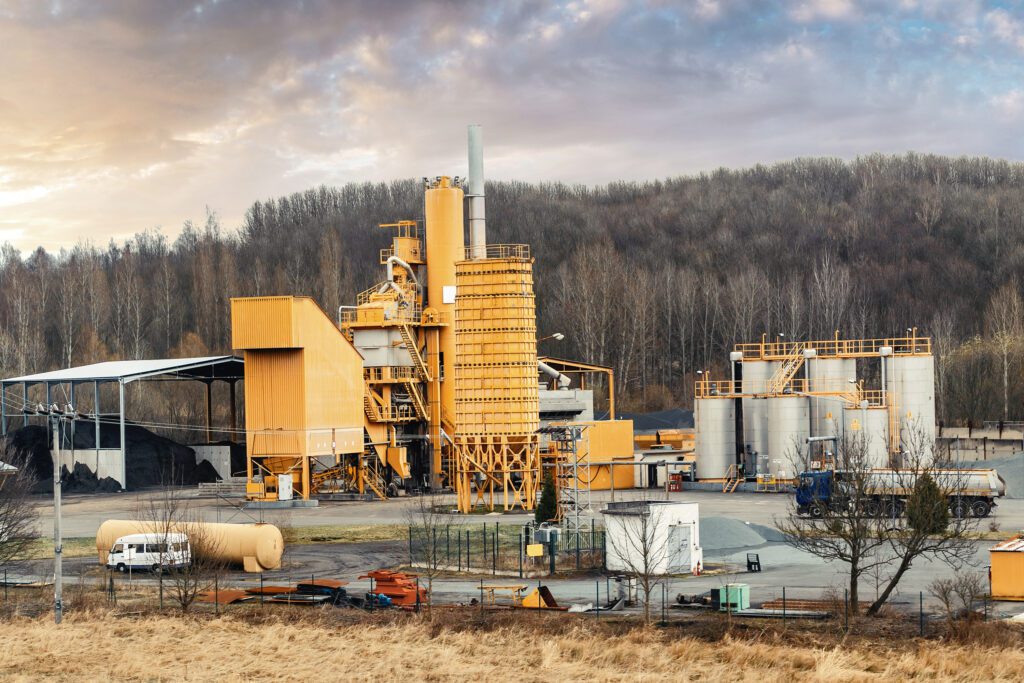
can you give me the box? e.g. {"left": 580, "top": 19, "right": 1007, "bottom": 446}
{"left": 694, "top": 376, "right": 885, "bottom": 407}
{"left": 462, "top": 244, "right": 531, "bottom": 260}
{"left": 734, "top": 334, "right": 931, "bottom": 360}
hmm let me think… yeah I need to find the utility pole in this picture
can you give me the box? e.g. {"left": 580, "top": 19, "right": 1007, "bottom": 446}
{"left": 49, "top": 405, "right": 64, "bottom": 625}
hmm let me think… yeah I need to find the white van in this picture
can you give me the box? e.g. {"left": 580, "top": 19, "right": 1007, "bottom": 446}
{"left": 106, "top": 533, "right": 191, "bottom": 573}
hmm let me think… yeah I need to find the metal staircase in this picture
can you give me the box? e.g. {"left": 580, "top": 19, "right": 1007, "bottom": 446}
{"left": 398, "top": 324, "right": 431, "bottom": 381}
{"left": 402, "top": 379, "right": 428, "bottom": 420}
{"left": 766, "top": 343, "right": 806, "bottom": 394}
{"left": 722, "top": 464, "right": 742, "bottom": 493}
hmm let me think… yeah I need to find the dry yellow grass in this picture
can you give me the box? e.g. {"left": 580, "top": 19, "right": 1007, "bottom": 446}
{"left": 280, "top": 524, "right": 407, "bottom": 545}
{"left": 0, "top": 610, "right": 1022, "bottom": 682}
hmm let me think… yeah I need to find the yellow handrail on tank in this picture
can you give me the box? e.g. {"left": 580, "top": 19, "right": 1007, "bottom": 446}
{"left": 462, "top": 244, "right": 531, "bottom": 260}
{"left": 735, "top": 334, "right": 931, "bottom": 360}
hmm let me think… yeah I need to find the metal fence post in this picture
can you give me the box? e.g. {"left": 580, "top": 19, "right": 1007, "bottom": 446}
{"left": 919, "top": 591, "right": 924, "bottom": 637}
{"left": 596, "top": 581, "right": 600, "bottom": 620}
{"left": 415, "top": 577, "right": 421, "bottom": 614}
{"left": 408, "top": 526, "right": 413, "bottom": 565}
{"left": 446, "top": 525, "right": 451, "bottom": 567}
{"left": 549, "top": 537, "right": 556, "bottom": 576}
{"left": 260, "top": 573, "right": 264, "bottom": 605}
{"left": 782, "top": 586, "right": 786, "bottom": 624}
{"left": 467, "top": 530, "right": 471, "bottom": 570}
{"left": 844, "top": 588, "right": 849, "bottom": 632}
{"left": 483, "top": 525, "right": 487, "bottom": 566}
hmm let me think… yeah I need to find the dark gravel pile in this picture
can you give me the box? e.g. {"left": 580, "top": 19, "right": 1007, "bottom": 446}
{"left": 3, "top": 422, "right": 222, "bottom": 492}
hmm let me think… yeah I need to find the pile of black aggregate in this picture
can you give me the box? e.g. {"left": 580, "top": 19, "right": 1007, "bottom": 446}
{"left": 3, "top": 421, "right": 223, "bottom": 492}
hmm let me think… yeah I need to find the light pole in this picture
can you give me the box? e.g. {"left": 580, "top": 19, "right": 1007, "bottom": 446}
{"left": 537, "top": 332, "right": 565, "bottom": 344}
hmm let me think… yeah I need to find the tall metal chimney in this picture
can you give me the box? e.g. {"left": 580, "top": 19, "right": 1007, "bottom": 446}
{"left": 467, "top": 124, "right": 486, "bottom": 258}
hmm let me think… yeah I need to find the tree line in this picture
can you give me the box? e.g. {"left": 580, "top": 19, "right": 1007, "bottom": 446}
{"left": 3, "top": 152, "right": 1024, "bottom": 423}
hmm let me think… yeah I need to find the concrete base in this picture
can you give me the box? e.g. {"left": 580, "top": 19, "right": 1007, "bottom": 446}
{"left": 681, "top": 481, "right": 790, "bottom": 494}
{"left": 317, "top": 493, "right": 379, "bottom": 502}
{"left": 243, "top": 499, "right": 320, "bottom": 509}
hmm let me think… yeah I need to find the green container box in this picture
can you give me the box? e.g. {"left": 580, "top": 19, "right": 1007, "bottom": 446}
{"left": 718, "top": 583, "right": 750, "bottom": 612}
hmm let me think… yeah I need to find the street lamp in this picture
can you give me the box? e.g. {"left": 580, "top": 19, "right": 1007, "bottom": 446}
{"left": 537, "top": 332, "right": 565, "bottom": 344}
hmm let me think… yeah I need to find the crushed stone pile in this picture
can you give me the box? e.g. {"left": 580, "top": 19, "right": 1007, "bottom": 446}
{"left": 700, "top": 516, "right": 774, "bottom": 552}
{"left": 3, "top": 422, "right": 222, "bottom": 493}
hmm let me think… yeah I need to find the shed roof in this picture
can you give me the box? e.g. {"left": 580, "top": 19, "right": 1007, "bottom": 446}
{"left": 991, "top": 536, "right": 1024, "bottom": 553}
{"left": 2, "top": 356, "right": 243, "bottom": 385}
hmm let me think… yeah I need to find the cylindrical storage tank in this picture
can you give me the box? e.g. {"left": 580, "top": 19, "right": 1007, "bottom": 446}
{"left": 806, "top": 357, "right": 856, "bottom": 437}
{"left": 453, "top": 254, "right": 538, "bottom": 435}
{"left": 695, "top": 398, "right": 735, "bottom": 479}
{"left": 843, "top": 407, "right": 890, "bottom": 468}
{"left": 886, "top": 355, "right": 936, "bottom": 460}
{"left": 740, "top": 360, "right": 776, "bottom": 457}
{"left": 767, "top": 396, "right": 809, "bottom": 478}
{"left": 95, "top": 520, "right": 284, "bottom": 573}
{"left": 425, "top": 177, "right": 465, "bottom": 423}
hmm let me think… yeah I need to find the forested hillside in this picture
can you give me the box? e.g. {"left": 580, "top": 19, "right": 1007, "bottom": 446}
{"left": 3, "top": 152, "right": 1024, "bottom": 423}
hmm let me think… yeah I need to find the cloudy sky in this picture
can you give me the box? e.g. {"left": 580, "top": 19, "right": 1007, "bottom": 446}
{"left": 1, "top": 0, "right": 1022, "bottom": 253}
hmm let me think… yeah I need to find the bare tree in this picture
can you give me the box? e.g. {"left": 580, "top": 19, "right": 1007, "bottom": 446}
{"left": 404, "top": 492, "right": 457, "bottom": 613}
{"left": 865, "top": 431, "right": 981, "bottom": 616}
{"left": 777, "top": 433, "right": 890, "bottom": 615}
{"left": 142, "top": 483, "right": 226, "bottom": 613}
{"left": 0, "top": 447, "right": 39, "bottom": 570}
{"left": 605, "top": 499, "right": 671, "bottom": 624}
{"left": 929, "top": 571, "right": 986, "bottom": 635}
{"left": 985, "top": 280, "right": 1022, "bottom": 421}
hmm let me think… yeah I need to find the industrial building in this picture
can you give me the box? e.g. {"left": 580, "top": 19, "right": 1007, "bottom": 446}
{"left": 233, "top": 126, "right": 630, "bottom": 514}
{"left": 695, "top": 334, "right": 936, "bottom": 483}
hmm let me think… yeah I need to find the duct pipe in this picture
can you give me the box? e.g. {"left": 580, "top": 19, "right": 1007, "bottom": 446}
{"left": 467, "top": 124, "right": 486, "bottom": 259}
{"left": 539, "top": 361, "right": 571, "bottom": 389}
{"left": 385, "top": 255, "right": 420, "bottom": 289}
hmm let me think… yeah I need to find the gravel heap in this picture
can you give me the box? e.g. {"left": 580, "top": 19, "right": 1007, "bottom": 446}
{"left": 3, "top": 422, "right": 222, "bottom": 492}
{"left": 700, "top": 516, "right": 773, "bottom": 552}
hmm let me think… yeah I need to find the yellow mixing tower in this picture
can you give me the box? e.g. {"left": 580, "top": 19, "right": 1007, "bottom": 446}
{"left": 452, "top": 245, "right": 540, "bottom": 512}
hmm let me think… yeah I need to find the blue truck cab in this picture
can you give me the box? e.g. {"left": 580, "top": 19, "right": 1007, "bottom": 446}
{"left": 795, "top": 470, "right": 833, "bottom": 516}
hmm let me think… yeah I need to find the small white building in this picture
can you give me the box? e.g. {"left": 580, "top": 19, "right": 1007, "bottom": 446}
{"left": 602, "top": 500, "right": 702, "bottom": 575}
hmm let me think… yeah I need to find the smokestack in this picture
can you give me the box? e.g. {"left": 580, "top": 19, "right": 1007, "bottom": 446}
{"left": 467, "top": 124, "right": 486, "bottom": 258}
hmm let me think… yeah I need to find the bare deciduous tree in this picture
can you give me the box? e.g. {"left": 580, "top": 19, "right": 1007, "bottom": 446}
{"left": 605, "top": 499, "right": 671, "bottom": 624}
{"left": 777, "top": 434, "right": 890, "bottom": 615}
{"left": 0, "top": 447, "right": 39, "bottom": 570}
{"left": 404, "top": 492, "right": 457, "bottom": 613}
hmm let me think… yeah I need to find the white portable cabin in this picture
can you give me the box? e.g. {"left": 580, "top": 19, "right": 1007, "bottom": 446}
{"left": 602, "top": 501, "right": 702, "bottom": 575}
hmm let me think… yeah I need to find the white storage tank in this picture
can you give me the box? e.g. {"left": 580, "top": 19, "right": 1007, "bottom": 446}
{"left": 886, "top": 355, "right": 936, "bottom": 459}
{"left": 695, "top": 398, "right": 735, "bottom": 479}
{"left": 740, "top": 360, "right": 776, "bottom": 458}
{"left": 767, "top": 396, "right": 809, "bottom": 478}
{"left": 806, "top": 356, "right": 856, "bottom": 437}
{"left": 843, "top": 406, "right": 890, "bottom": 468}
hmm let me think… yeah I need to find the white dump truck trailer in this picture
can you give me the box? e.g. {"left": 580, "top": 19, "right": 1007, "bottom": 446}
{"left": 796, "top": 468, "right": 1006, "bottom": 518}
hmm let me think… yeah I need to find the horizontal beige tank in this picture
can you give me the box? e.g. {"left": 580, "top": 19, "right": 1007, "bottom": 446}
{"left": 96, "top": 520, "right": 284, "bottom": 573}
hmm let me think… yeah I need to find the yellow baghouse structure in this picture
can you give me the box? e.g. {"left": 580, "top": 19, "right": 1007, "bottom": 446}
{"left": 231, "top": 296, "right": 371, "bottom": 500}
{"left": 453, "top": 247, "right": 541, "bottom": 512}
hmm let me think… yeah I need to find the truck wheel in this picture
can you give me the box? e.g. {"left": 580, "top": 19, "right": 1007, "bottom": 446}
{"left": 883, "top": 499, "right": 902, "bottom": 518}
{"left": 951, "top": 499, "right": 969, "bottom": 519}
{"left": 151, "top": 564, "right": 161, "bottom": 573}
{"left": 808, "top": 502, "right": 826, "bottom": 518}
{"left": 970, "top": 500, "right": 991, "bottom": 518}
{"left": 861, "top": 500, "right": 880, "bottom": 517}
{"left": 116, "top": 563, "right": 126, "bottom": 573}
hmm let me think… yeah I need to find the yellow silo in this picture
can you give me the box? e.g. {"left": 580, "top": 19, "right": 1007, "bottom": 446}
{"left": 424, "top": 177, "right": 464, "bottom": 482}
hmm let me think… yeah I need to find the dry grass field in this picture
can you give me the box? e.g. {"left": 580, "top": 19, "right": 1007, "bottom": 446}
{"left": 0, "top": 605, "right": 1022, "bottom": 682}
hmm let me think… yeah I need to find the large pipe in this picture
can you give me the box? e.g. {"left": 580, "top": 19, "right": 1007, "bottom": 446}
{"left": 539, "top": 361, "right": 571, "bottom": 389}
{"left": 467, "top": 124, "right": 486, "bottom": 259}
